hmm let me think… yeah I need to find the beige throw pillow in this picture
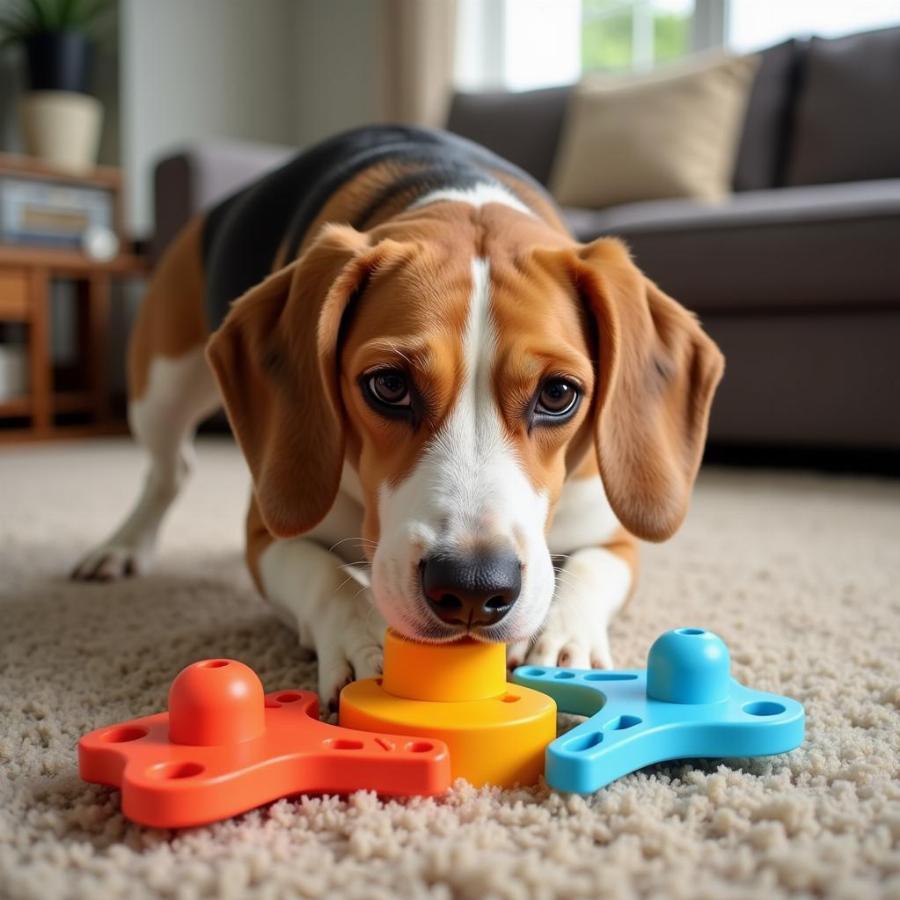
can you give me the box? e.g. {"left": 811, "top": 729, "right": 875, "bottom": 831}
{"left": 550, "top": 53, "right": 759, "bottom": 208}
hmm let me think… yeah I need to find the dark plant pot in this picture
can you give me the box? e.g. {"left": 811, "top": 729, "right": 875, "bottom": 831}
{"left": 24, "top": 31, "right": 92, "bottom": 94}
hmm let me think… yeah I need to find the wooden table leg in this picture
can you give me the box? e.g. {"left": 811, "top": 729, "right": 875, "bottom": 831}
{"left": 28, "top": 266, "right": 51, "bottom": 433}
{"left": 86, "top": 273, "right": 111, "bottom": 422}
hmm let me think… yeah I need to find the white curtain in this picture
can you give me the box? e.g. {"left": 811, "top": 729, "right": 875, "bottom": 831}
{"left": 378, "top": 0, "right": 459, "bottom": 127}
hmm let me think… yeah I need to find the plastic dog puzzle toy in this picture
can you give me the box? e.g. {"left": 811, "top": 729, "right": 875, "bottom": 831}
{"left": 340, "top": 629, "right": 557, "bottom": 787}
{"left": 79, "top": 627, "right": 800, "bottom": 825}
{"left": 512, "top": 627, "right": 805, "bottom": 794}
{"left": 78, "top": 659, "right": 452, "bottom": 828}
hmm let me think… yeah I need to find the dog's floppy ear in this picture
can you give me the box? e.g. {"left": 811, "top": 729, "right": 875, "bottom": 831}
{"left": 546, "top": 238, "right": 724, "bottom": 541}
{"left": 206, "top": 224, "right": 399, "bottom": 538}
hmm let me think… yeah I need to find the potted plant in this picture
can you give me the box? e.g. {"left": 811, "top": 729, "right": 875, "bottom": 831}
{"left": 0, "top": 0, "right": 113, "bottom": 171}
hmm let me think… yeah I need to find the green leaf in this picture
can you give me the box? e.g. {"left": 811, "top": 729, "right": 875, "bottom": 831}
{"left": 23, "top": 0, "right": 51, "bottom": 31}
{"left": 75, "top": 0, "right": 114, "bottom": 28}
{"left": 0, "top": 6, "right": 37, "bottom": 41}
{"left": 0, "top": 0, "right": 112, "bottom": 39}
{"left": 56, "top": 0, "right": 77, "bottom": 28}
{"left": 0, "top": 12, "right": 24, "bottom": 30}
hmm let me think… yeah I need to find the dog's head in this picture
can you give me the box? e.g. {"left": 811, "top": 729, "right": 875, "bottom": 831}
{"left": 207, "top": 202, "right": 723, "bottom": 644}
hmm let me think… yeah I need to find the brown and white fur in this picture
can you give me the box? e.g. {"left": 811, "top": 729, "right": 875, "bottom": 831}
{"left": 72, "top": 127, "right": 723, "bottom": 706}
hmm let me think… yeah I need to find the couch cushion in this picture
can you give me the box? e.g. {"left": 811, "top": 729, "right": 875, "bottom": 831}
{"left": 550, "top": 53, "right": 759, "bottom": 209}
{"left": 732, "top": 39, "right": 801, "bottom": 192}
{"left": 446, "top": 86, "right": 570, "bottom": 186}
{"left": 446, "top": 39, "right": 795, "bottom": 195}
{"left": 563, "top": 179, "right": 900, "bottom": 313}
{"left": 786, "top": 26, "right": 900, "bottom": 187}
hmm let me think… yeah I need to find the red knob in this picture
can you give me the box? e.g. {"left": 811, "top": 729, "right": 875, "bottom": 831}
{"left": 168, "top": 659, "right": 265, "bottom": 746}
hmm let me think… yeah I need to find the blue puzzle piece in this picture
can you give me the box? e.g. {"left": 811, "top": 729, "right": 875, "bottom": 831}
{"left": 512, "top": 627, "right": 804, "bottom": 794}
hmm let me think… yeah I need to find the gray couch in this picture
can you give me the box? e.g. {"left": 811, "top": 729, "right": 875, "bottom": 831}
{"left": 153, "top": 26, "right": 900, "bottom": 451}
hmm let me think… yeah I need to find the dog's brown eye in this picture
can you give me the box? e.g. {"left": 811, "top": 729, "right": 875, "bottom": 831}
{"left": 535, "top": 379, "right": 580, "bottom": 418}
{"left": 366, "top": 370, "right": 410, "bottom": 407}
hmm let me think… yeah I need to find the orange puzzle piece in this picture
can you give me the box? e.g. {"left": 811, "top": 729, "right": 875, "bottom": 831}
{"left": 78, "top": 659, "right": 451, "bottom": 828}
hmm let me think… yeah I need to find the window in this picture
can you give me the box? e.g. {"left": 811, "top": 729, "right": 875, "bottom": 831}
{"left": 455, "top": 0, "right": 900, "bottom": 93}
{"left": 727, "top": 0, "right": 900, "bottom": 51}
{"left": 455, "top": 0, "right": 700, "bottom": 91}
{"left": 455, "top": 0, "right": 582, "bottom": 91}
{"left": 582, "top": 0, "right": 695, "bottom": 73}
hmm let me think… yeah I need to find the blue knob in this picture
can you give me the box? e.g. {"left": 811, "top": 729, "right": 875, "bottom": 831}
{"left": 646, "top": 628, "right": 731, "bottom": 704}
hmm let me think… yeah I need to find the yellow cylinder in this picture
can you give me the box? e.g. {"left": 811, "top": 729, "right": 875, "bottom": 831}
{"left": 381, "top": 631, "right": 507, "bottom": 702}
{"left": 340, "top": 630, "right": 556, "bottom": 788}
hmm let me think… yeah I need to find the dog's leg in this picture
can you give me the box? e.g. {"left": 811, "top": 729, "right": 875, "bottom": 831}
{"left": 258, "top": 536, "right": 386, "bottom": 707}
{"left": 508, "top": 469, "right": 638, "bottom": 669}
{"left": 72, "top": 347, "right": 219, "bottom": 580}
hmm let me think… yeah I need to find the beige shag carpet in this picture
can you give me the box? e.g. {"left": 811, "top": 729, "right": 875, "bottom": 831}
{"left": 1, "top": 438, "right": 899, "bottom": 900}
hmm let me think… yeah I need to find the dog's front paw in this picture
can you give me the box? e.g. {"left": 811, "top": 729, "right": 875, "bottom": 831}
{"left": 524, "top": 624, "right": 613, "bottom": 670}
{"left": 517, "top": 591, "right": 615, "bottom": 671}
{"left": 71, "top": 541, "right": 150, "bottom": 581}
{"left": 506, "top": 624, "right": 612, "bottom": 672}
{"left": 312, "top": 603, "right": 386, "bottom": 710}
{"left": 513, "top": 547, "right": 631, "bottom": 670}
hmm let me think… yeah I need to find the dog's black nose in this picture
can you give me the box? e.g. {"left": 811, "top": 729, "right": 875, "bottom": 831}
{"left": 421, "top": 552, "right": 521, "bottom": 628}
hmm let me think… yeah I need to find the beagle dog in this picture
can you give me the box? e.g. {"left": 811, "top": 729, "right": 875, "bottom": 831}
{"left": 73, "top": 125, "right": 723, "bottom": 706}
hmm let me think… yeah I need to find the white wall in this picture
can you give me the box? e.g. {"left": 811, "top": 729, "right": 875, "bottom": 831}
{"left": 120, "top": 0, "right": 383, "bottom": 236}
{"left": 290, "top": 0, "right": 381, "bottom": 146}
{"left": 120, "top": 0, "right": 299, "bottom": 236}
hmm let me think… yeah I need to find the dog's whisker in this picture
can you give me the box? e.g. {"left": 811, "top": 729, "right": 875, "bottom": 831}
{"left": 335, "top": 574, "right": 358, "bottom": 593}
{"left": 552, "top": 569, "right": 588, "bottom": 591}
{"left": 328, "top": 536, "right": 378, "bottom": 554}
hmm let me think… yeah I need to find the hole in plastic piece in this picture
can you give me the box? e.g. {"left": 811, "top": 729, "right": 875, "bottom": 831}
{"left": 102, "top": 726, "right": 147, "bottom": 743}
{"left": 328, "top": 739, "right": 364, "bottom": 750}
{"left": 199, "top": 660, "right": 229, "bottom": 668}
{"left": 523, "top": 668, "right": 546, "bottom": 677}
{"left": 500, "top": 693, "right": 521, "bottom": 703}
{"left": 743, "top": 701, "right": 785, "bottom": 717}
{"left": 605, "top": 715, "right": 641, "bottom": 730}
{"left": 583, "top": 672, "right": 639, "bottom": 681}
{"left": 677, "top": 628, "right": 705, "bottom": 635}
{"left": 264, "top": 697, "right": 281, "bottom": 708}
{"left": 566, "top": 732, "right": 603, "bottom": 752}
{"left": 405, "top": 741, "right": 433, "bottom": 753}
{"left": 275, "top": 692, "right": 303, "bottom": 703}
{"left": 554, "top": 671, "right": 576, "bottom": 680}
{"left": 151, "top": 761, "right": 204, "bottom": 779}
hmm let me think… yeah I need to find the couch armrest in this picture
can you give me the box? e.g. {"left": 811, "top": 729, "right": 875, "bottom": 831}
{"left": 151, "top": 138, "right": 295, "bottom": 263}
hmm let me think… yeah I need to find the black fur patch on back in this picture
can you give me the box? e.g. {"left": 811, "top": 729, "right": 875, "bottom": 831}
{"left": 202, "top": 125, "right": 552, "bottom": 329}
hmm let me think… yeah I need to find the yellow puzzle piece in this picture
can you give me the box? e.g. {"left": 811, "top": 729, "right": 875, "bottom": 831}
{"left": 339, "top": 630, "right": 557, "bottom": 787}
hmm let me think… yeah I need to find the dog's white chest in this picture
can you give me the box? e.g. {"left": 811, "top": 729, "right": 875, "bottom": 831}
{"left": 548, "top": 475, "right": 621, "bottom": 554}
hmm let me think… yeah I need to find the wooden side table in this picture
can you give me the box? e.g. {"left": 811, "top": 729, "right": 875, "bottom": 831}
{"left": 0, "top": 155, "right": 148, "bottom": 443}
{"left": 0, "top": 247, "right": 147, "bottom": 442}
